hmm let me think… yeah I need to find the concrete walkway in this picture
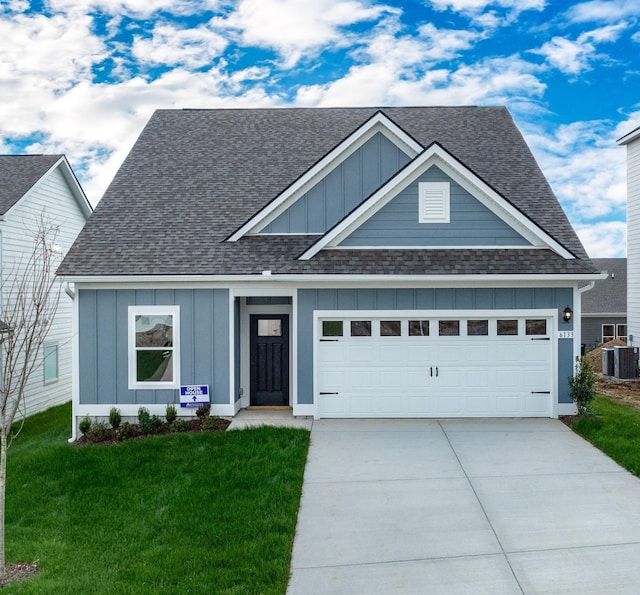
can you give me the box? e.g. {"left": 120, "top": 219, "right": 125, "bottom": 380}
{"left": 287, "top": 419, "right": 640, "bottom": 594}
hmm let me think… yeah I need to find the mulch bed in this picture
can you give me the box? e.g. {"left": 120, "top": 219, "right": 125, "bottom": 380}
{"left": 75, "top": 417, "right": 231, "bottom": 445}
{"left": 0, "top": 562, "right": 38, "bottom": 588}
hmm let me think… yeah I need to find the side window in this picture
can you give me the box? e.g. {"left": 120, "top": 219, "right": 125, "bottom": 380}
{"left": 128, "top": 306, "right": 180, "bottom": 389}
{"left": 43, "top": 344, "right": 58, "bottom": 384}
{"left": 617, "top": 324, "right": 627, "bottom": 341}
{"left": 602, "top": 324, "right": 615, "bottom": 343}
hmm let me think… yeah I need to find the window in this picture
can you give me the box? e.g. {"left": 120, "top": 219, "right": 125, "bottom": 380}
{"left": 617, "top": 324, "right": 628, "bottom": 342}
{"left": 380, "top": 321, "right": 401, "bottom": 336}
{"left": 43, "top": 344, "right": 58, "bottom": 384}
{"left": 602, "top": 324, "right": 615, "bottom": 343}
{"left": 128, "top": 306, "right": 180, "bottom": 389}
{"left": 497, "top": 320, "right": 518, "bottom": 336}
{"left": 439, "top": 320, "right": 460, "bottom": 336}
{"left": 257, "top": 319, "right": 282, "bottom": 337}
{"left": 525, "top": 319, "right": 547, "bottom": 336}
{"left": 322, "top": 321, "right": 343, "bottom": 337}
{"left": 351, "top": 321, "right": 371, "bottom": 336}
{"left": 418, "top": 182, "right": 450, "bottom": 223}
{"left": 467, "top": 320, "right": 489, "bottom": 336}
{"left": 409, "top": 320, "right": 429, "bottom": 336}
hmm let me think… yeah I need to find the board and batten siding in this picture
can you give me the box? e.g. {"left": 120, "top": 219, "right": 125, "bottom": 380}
{"left": 78, "top": 288, "right": 230, "bottom": 406}
{"left": 297, "top": 287, "right": 574, "bottom": 407}
{"left": 1, "top": 165, "right": 88, "bottom": 416}
{"left": 627, "top": 137, "right": 640, "bottom": 347}
{"left": 261, "top": 132, "right": 411, "bottom": 234}
{"left": 340, "top": 166, "right": 530, "bottom": 247}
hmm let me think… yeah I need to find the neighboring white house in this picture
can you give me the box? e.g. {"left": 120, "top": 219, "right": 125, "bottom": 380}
{"left": 0, "top": 155, "right": 92, "bottom": 415}
{"left": 618, "top": 126, "right": 640, "bottom": 350}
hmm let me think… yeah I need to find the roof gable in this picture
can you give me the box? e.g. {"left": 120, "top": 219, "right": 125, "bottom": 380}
{"left": 0, "top": 155, "right": 91, "bottom": 218}
{"left": 228, "top": 111, "right": 422, "bottom": 240}
{"left": 300, "top": 143, "right": 574, "bottom": 260}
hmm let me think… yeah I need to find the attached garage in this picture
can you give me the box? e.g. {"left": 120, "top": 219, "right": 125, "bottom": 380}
{"left": 316, "top": 311, "right": 555, "bottom": 418}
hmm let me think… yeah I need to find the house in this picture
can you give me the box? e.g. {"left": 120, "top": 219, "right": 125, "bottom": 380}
{"left": 58, "top": 106, "right": 603, "bottom": 434}
{"left": 618, "top": 125, "right": 640, "bottom": 352}
{"left": 0, "top": 155, "right": 92, "bottom": 415}
{"left": 581, "top": 258, "right": 626, "bottom": 351}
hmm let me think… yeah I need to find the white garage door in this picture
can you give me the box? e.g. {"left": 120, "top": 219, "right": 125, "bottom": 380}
{"left": 317, "top": 315, "right": 553, "bottom": 418}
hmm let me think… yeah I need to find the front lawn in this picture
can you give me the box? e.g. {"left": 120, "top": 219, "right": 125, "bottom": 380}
{"left": 571, "top": 395, "right": 640, "bottom": 476}
{"left": 5, "top": 403, "right": 310, "bottom": 594}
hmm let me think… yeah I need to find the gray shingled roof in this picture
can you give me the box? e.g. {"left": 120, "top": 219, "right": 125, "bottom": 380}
{"left": 582, "top": 258, "right": 626, "bottom": 314}
{"left": 59, "top": 106, "right": 594, "bottom": 277}
{"left": 0, "top": 155, "right": 63, "bottom": 215}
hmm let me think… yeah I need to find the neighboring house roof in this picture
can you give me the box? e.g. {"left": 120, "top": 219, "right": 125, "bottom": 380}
{"left": 0, "top": 154, "right": 92, "bottom": 218}
{"left": 581, "top": 258, "right": 627, "bottom": 315}
{"left": 618, "top": 124, "right": 640, "bottom": 145}
{"left": 58, "top": 106, "right": 596, "bottom": 277}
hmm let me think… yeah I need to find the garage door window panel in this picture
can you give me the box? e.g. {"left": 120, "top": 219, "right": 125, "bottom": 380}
{"left": 351, "top": 321, "right": 372, "bottom": 336}
{"left": 409, "top": 320, "right": 430, "bottom": 336}
{"left": 497, "top": 320, "right": 518, "bottom": 335}
{"left": 322, "top": 320, "right": 343, "bottom": 337}
{"left": 467, "top": 320, "right": 489, "bottom": 336}
{"left": 526, "top": 319, "right": 547, "bottom": 336}
{"left": 380, "top": 320, "right": 401, "bottom": 336}
{"left": 439, "top": 320, "right": 460, "bottom": 336}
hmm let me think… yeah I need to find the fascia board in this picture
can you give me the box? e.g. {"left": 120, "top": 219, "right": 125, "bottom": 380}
{"left": 226, "top": 112, "right": 423, "bottom": 241}
{"left": 617, "top": 125, "right": 640, "bottom": 145}
{"left": 66, "top": 272, "right": 607, "bottom": 287}
{"left": 299, "top": 144, "right": 574, "bottom": 261}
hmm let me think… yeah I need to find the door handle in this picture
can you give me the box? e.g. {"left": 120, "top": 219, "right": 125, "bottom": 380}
{"left": 436, "top": 367, "right": 439, "bottom": 377}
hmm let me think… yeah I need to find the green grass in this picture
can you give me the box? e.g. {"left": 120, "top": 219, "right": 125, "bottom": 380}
{"left": 4, "top": 403, "right": 310, "bottom": 594}
{"left": 571, "top": 396, "right": 640, "bottom": 476}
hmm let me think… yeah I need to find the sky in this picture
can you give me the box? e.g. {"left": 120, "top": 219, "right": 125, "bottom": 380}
{"left": 1, "top": 0, "right": 638, "bottom": 258}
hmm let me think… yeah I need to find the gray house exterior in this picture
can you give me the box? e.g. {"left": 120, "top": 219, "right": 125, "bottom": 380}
{"left": 59, "top": 107, "right": 602, "bottom": 433}
{"left": 581, "top": 258, "right": 626, "bottom": 351}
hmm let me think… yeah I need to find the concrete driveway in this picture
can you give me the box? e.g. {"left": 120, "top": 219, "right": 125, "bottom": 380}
{"left": 287, "top": 419, "right": 640, "bottom": 594}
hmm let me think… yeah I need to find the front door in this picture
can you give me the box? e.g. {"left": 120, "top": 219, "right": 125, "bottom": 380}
{"left": 250, "top": 314, "right": 290, "bottom": 406}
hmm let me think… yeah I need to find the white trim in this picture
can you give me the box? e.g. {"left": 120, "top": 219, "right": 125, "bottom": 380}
{"left": 328, "top": 244, "right": 543, "bottom": 251}
{"left": 68, "top": 272, "right": 607, "bottom": 286}
{"left": 557, "top": 402, "right": 578, "bottom": 415}
{"left": 127, "top": 305, "right": 181, "bottom": 390}
{"left": 73, "top": 403, "right": 236, "bottom": 419}
{"left": 312, "top": 308, "right": 559, "bottom": 419}
{"left": 229, "top": 292, "right": 236, "bottom": 409}
{"left": 227, "top": 112, "right": 422, "bottom": 240}
{"left": 292, "top": 404, "right": 315, "bottom": 417}
{"left": 69, "top": 285, "right": 80, "bottom": 442}
{"left": 299, "top": 144, "right": 574, "bottom": 261}
{"left": 618, "top": 126, "right": 640, "bottom": 146}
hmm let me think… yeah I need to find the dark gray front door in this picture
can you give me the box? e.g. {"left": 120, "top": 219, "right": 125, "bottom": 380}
{"left": 250, "top": 315, "right": 289, "bottom": 406}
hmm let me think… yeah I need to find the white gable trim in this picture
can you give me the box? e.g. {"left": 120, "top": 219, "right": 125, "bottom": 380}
{"left": 299, "top": 144, "right": 575, "bottom": 261}
{"left": 3, "top": 156, "right": 93, "bottom": 220}
{"left": 227, "top": 112, "right": 423, "bottom": 241}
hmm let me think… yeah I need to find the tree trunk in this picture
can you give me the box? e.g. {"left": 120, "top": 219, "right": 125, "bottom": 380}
{"left": 0, "top": 424, "right": 6, "bottom": 576}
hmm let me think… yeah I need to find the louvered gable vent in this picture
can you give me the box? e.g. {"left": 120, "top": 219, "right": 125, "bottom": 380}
{"left": 419, "top": 182, "right": 450, "bottom": 223}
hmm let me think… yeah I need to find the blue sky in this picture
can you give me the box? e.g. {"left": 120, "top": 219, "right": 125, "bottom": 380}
{"left": 1, "top": 0, "right": 638, "bottom": 257}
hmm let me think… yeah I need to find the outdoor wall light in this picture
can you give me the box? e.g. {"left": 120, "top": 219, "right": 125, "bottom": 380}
{"left": 562, "top": 306, "right": 573, "bottom": 323}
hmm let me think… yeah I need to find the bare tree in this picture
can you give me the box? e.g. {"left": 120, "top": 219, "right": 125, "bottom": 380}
{"left": 0, "top": 216, "right": 62, "bottom": 576}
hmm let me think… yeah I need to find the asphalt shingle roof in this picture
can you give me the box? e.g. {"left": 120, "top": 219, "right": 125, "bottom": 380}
{"left": 58, "top": 107, "right": 594, "bottom": 277}
{"left": 0, "top": 155, "right": 62, "bottom": 215}
{"left": 582, "top": 258, "right": 626, "bottom": 314}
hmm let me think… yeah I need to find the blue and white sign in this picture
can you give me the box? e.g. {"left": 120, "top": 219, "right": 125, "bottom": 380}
{"left": 179, "top": 385, "right": 210, "bottom": 407}
{"left": 558, "top": 331, "right": 574, "bottom": 339}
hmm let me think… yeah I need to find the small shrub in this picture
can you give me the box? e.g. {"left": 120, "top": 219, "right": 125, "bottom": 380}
{"left": 196, "top": 404, "right": 211, "bottom": 420}
{"left": 87, "top": 421, "right": 109, "bottom": 443}
{"left": 79, "top": 416, "right": 92, "bottom": 436}
{"left": 569, "top": 355, "right": 597, "bottom": 416}
{"left": 165, "top": 403, "right": 178, "bottom": 424}
{"left": 109, "top": 407, "right": 122, "bottom": 429}
{"left": 117, "top": 422, "right": 135, "bottom": 441}
{"left": 138, "top": 407, "right": 152, "bottom": 434}
{"left": 170, "top": 419, "right": 189, "bottom": 432}
{"left": 201, "top": 415, "right": 225, "bottom": 432}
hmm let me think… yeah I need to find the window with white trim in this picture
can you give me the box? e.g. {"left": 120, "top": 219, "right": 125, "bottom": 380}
{"left": 128, "top": 306, "right": 180, "bottom": 389}
{"left": 419, "top": 182, "right": 450, "bottom": 223}
{"left": 617, "top": 324, "right": 627, "bottom": 342}
{"left": 43, "top": 344, "right": 58, "bottom": 384}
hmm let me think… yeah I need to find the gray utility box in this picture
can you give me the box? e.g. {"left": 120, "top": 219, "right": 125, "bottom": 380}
{"left": 602, "top": 348, "right": 615, "bottom": 376}
{"left": 613, "top": 346, "right": 638, "bottom": 379}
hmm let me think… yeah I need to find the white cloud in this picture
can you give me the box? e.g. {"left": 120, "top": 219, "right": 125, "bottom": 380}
{"left": 215, "top": 0, "right": 395, "bottom": 68}
{"left": 566, "top": 0, "right": 640, "bottom": 23}
{"left": 48, "top": 0, "right": 221, "bottom": 18}
{"left": 575, "top": 221, "right": 627, "bottom": 258}
{"left": 529, "top": 24, "right": 626, "bottom": 75}
{"left": 430, "top": 0, "right": 545, "bottom": 12}
{"left": 132, "top": 22, "right": 228, "bottom": 68}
